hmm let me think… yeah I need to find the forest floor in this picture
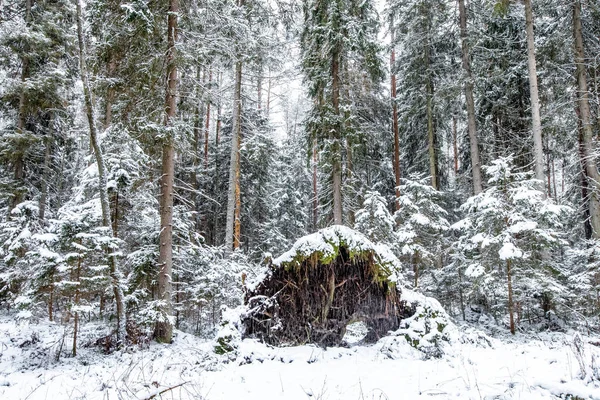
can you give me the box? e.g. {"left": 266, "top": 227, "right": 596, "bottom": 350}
{"left": 1, "top": 314, "right": 600, "bottom": 400}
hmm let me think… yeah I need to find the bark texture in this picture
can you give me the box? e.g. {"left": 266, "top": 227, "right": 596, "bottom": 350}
{"left": 225, "top": 60, "right": 243, "bottom": 252}
{"left": 524, "top": 0, "right": 545, "bottom": 191}
{"left": 458, "top": 0, "right": 482, "bottom": 194}
{"left": 391, "top": 17, "right": 401, "bottom": 211}
{"left": 332, "top": 49, "right": 343, "bottom": 224}
{"left": 573, "top": 0, "right": 600, "bottom": 238}
{"left": 156, "top": 0, "right": 179, "bottom": 342}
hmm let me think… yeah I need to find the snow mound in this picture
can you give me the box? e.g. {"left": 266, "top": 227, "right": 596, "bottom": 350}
{"left": 214, "top": 306, "right": 244, "bottom": 356}
{"left": 384, "top": 288, "right": 458, "bottom": 359}
{"left": 274, "top": 225, "right": 399, "bottom": 267}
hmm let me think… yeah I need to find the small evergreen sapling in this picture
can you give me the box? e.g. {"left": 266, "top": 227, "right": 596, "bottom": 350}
{"left": 394, "top": 175, "right": 450, "bottom": 289}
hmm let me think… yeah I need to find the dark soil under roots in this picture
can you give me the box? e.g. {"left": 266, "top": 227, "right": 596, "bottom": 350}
{"left": 243, "top": 246, "right": 414, "bottom": 347}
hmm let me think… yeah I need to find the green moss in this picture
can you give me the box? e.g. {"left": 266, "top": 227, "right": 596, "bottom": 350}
{"left": 280, "top": 239, "right": 394, "bottom": 286}
{"left": 404, "top": 334, "right": 420, "bottom": 348}
{"left": 436, "top": 322, "right": 446, "bottom": 333}
{"left": 214, "top": 336, "right": 236, "bottom": 355}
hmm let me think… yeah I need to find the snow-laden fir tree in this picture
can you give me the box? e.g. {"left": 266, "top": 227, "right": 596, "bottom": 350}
{"left": 451, "top": 156, "right": 570, "bottom": 333}
{"left": 354, "top": 190, "right": 396, "bottom": 247}
{"left": 395, "top": 175, "right": 449, "bottom": 289}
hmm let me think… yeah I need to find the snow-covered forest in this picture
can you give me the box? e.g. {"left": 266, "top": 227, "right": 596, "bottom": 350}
{"left": 1, "top": 0, "right": 600, "bottom": 398}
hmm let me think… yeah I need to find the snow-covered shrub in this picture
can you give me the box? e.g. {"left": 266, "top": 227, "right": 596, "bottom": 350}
{"left": 214, "top": 306, "right": 244, "bottom": 356}
{"left": 0, "top": 201, "right": 43, "bottom": 307}
{"left": 572, "top": 333, "right": 600, "bottom": 383}
{"left": 389, "top": 288, "right": 457, "bottom": 358}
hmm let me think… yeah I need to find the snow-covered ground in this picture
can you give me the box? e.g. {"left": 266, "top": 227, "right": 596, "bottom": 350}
{"left": 1, "top": 314, "right": 599, "bottom": 400}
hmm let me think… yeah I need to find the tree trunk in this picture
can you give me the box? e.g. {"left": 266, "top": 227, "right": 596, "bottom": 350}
{"left": 458, "top": 0, "right": 482, "bottom": 194}
{"left": 332, "top": 49, "right": 343, "bottom": 224}
{"left": 414, "top": 250, "right": 420, "bottom": 288}
{"left": 551, "top": 157, "right": 557, "bottom": 200}
{"left": 112, "top": 190, "right": 119, "bottom": 237}
{"left": 266, "top": 72, "right": 271, "bottom": 117}
{"left": 391, "top": 16, "right": 401, "bottom": 212}
{"left": 225, "top": 60, "right": 243, "bottom": 252}
{"left": 12, "top": 0, "right": 32, "bottom": 211}
{"left": 212, "top": 73, "right": 222, "bottom": 246}
{"left": 192, "top": 66, "right": 202, "bottom": 181}
{"left": 204, "top": 69, "right": 212, "bottom": 170}
{"left": 257, "top": 65, "right": 262, "bottom": 111}
{"left": 313, "top": 139, "right": 319, "bottom": 231}
{"left": 192, "top": 67, "right": 203, "bottom": 231}
{"left": 507, "top": 259, "right": 515, "bottom": 334}
{"left": 104, "top": 58, "right": 116, "bottom": 129}
{"left": 216, "top": 71, "right": 222, "bottom": 145}
{"left": 573, "top": 0, "right": 600, "bottom": 239}
{"left": 346, "top": 137, "right": 354, "bottom": 225}
{"left": 72, "top": 253, "right": 82, "bottom": 357}
{"left": 546, "top": 136, "right": 552, "bottom": 198}
{"left": 578, "top": 107, "right": 593, "bottom": 239}
{"left": 524, "top": 0, "right": 545, "bottom": 192}
{"left": 458, "top": 264, "right": 465, "bottom": 321}
{"left": 76, "top": 0, "right": 127, "bottom": 347}
{"left": 155, "top": 0, "right": 179, "bottom": 343}
{"left": 39, "top": 115, "right": 53, "bottom": 220}
{"left": 452, "top": 116, "right": 458, "bottom": 175}
{"left": 423, "top": 15, "right": 438, "bottom": 191}
{"left": 48, "top": 278, "right": 53, "bottom": 322}
{"left": 595, "top": 66, "right": 600, "bottom": 136}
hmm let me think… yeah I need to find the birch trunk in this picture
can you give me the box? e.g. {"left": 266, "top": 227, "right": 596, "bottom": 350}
{"left": 524, "top": 0, "right": 545, "bottom": 192}
{"left": 76, "top": 0, "right": 127, "bottom": 346}
{"left": 573, "top": 0, "right": 600, "bottom": 238}
{"left": 458, "top": 0, "right": 482, "bottom": 194}
{"left": 156, "top": 0, "right": 179, "bottom": 342}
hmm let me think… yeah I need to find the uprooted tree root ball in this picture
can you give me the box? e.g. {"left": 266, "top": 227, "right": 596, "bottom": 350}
{"left": 242, "top": 226, "right": 415, "bottom": 346}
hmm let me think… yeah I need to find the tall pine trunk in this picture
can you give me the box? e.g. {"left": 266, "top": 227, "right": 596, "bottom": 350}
{"left": 577, "top": 107, "right": 593, "bottom": 239}
{"left": 76, "top": 0, "right": 126, "bottom": 346}
{"left": 39, "top": 115, "right": 53, "bottom": 220}
{"left": 458, "top": 0, "right": 482, "bottom": 194}
{"left": 204, "top": 68, "right": 212, "bottom": 170}
{"left": 507, "top": 259, "right": 515, "bottom": 334}
{"left": 225, "top": 60, "right": 243, "bottom": 252}
{"left": 312, "top": 139, "right": 319, "bottom": 231}
{"left": 156, "top": 0, "right": 179, "bottom": 342}
{"left": 391, "top": 16, "right": 401, "bottom": 211}
{"left": 573, "top": 0, "right": 600, "bottom": 238}
{"left": 524, "top": 0, "right": 545, "bottom": 191}
{"left": 12, "top": 0, "right": 32, "bottom": 211}
{"left": 425, "top": 39, "right": 438, "bottom": 190}
{"left": 332, "top": 49, "right": 343, "bottom": 224}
